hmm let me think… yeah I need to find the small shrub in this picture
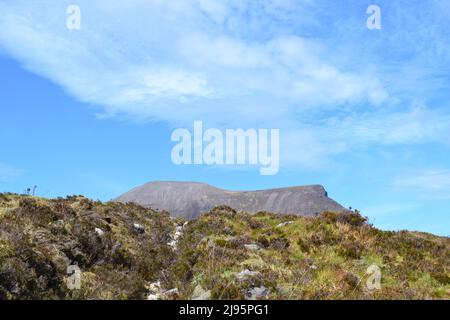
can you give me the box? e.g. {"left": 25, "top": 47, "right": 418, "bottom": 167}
{"left": 296, "top": 238, "right": 310, "bottom": 253}
{"left": 320, "top": 211, "right": 368, "bottom": 227}
{"left": 343, "top": 272, "right": 360, "bottom": 289}
{"left": 269, "top": 235, "right": 290, "bottom": 250}
{"left": 338, "top": 241, "right": 364, "bottom": 259}
{"left": 257, "top": 236, "right": 270, "bottom": 248}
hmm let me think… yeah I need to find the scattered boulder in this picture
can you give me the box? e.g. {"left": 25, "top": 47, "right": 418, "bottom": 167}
{"left": 162, "top": 288, "right": 179, "bottom": 299}
{"left": 146, "top": 281, "right": 161, "bottom": 300}
{"left": 276, "top": 221, "right": 294, "bottom": 228}
{"left": 246, "top": 286, "right": 269, "bottom": 300}
{"left": 191, "top": 285, "right": 211, "bottom": 300}
{"left": 244, "top": 244, "right": 261, "bottom": 251}
{"left": 236, "top": 269, "right": 260, "bottom": 281}
{"left": 94, "top": 228, "right": 104, "bottom": 236}
{"left": 147, "top": 293, "right": 159, "bottom": 300}
{"left": 168, "top": 223, "right": 185, "bottom": 249}
{"left": 132, "top": 223, "right": 145, "bottom": 234}
{"left": 146, "top": 281, "right": 179, "bottom": 300}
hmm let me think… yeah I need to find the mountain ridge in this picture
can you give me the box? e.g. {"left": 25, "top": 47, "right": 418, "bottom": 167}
{"left": 115, "top": 181, "right": 348, "bottom": 219}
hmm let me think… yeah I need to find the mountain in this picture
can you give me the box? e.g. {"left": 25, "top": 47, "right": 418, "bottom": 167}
{"left": 0, "top": 193, "right": 448, "bottom": 300}
{"left": 115, "top": 181, "right": 348, "bottom": 219}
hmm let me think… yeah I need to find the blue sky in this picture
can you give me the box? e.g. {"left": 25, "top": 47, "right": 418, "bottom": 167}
{"left": 0, "top": 0, "right": 449, "bottom": 235}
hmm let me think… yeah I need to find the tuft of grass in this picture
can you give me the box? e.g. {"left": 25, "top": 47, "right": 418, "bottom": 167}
{"left": 0, "top": 195, "right": 448, "bottom": 300}
{"left": 0, "top": 193, "right": 175, "bottom": 300}
{"left": 167, "top": 206, "right": 449, "bottom": 300}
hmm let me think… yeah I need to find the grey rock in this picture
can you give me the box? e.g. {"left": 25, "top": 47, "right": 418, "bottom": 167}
{"left": 191, "top": 285, "right": 211, "bottom": 300}
{"left": 132, "top": 223, "right": 145, "bottom": 234}
{"left": 146, "top": 281, "right": 161, "bottom": 300}
{"left": 148, "top": 285, "right": 179, "bottom": 300}
{"left": 236, "top": 269, "right": 260, "bottom": 281}
{"left": 162, "top": 288, "right": 179, "bottom": 299}
{"left": 116, "top": 181, "right": 348, "bottom": 220}
{"left": 147, "top": 293, "right": 159, "bottom": 300}
{"left": 94, "top": 228, "right": 104, "bottom": 236}
{"left": 276, "top": 221, "right": 294, "bottom": 228}
{"left": 246, "top": 286, "right": 269, "bottom": 300}
{"left": 244, "top": 244, "right": 261, "bottom": 251}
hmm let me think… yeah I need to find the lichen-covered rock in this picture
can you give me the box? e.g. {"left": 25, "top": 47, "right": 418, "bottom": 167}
{"left": 191, "top": 285, "right": 211, "bottom": 300}
{"left": 246, "top": 286, "right": 269, "bottom": 300}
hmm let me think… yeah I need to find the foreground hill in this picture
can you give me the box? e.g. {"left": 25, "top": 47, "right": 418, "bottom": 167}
{"left": 116, "top": 181, "right": 348, "bottom": 219}
{"left": 0, "top": 194, "right": 448, "bottom": 300}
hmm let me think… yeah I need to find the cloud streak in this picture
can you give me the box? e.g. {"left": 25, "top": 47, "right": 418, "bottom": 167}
{"left": 0, "top": 0, "right": 449, "bottom": 169}
{"left": 393, "top": 169, "right": 450, "bottom": 198}
{"left": 0, "top": 163, "right": 22, "bottom": 183}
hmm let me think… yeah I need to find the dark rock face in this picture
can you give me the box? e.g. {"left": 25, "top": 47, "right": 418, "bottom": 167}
{"left": 115, "top": 181, "right": 348, "bottom": 219}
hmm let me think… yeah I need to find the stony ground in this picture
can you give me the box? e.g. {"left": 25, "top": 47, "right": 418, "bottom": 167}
{"left": 0, "top": 194, "right": 448, "bottom": 300}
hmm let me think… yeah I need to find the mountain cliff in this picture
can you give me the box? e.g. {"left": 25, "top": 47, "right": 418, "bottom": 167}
{"left": 115, "top": 181, "right": 348, "bottom": 219}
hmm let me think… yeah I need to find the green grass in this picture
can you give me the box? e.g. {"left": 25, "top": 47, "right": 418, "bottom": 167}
{"left": 169, "top": 208, "right": 449, "bottom": 300}
{"left": 0, "top": 194, "right": 448, "bottom": 300}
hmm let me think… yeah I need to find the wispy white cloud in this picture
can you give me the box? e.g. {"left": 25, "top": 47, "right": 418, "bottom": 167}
{"left": 279, "top": 104, "right": 450, "bottom": 168}
{"left": 327, "top": 104, "right": 450, "bottom": 146}
{"left": 363, "top": 203, "right": 418, "bottom": 219}
{"left": 0, "top": 1, "right": 387, "bottom": 121}
{"left": 0, "top": 0, "right": 449, "bottom": 170}
{"left": 0, "top": 163, "right": 22, "bottom": 182}
{"left": 393, "top": 169, "right": 450, "bottom": 197}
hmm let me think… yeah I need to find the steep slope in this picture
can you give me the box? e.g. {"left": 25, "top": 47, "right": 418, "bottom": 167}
{"left": 169, "top": 207, "right": 449, "bottom": 300}
{"left": 116, "top": 181, "right": 348, "bottom": 219}
{"left": 0, "top": 194, "right": 448, "bottom": 300}
{"left": 0, "top": 193, "right": 177, "bottom": 300}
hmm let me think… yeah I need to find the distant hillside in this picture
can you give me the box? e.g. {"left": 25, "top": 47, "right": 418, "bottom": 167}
{"left": 116, "top": 181, "right": 348, "bottom": 219}
{"left": 0, "top": 194, "right": 448, "bottom": 300}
